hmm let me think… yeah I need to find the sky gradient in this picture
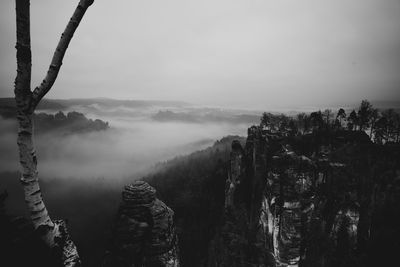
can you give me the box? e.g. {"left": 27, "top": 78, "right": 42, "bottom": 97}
{"left": 0, "top": 0, "right": 399, "bottom": 109}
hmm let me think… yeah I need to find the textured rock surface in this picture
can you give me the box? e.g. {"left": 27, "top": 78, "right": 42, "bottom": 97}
{"left": 103, "top": 181, "right": 179, "bottom": 267}
{"left": 225, "top": 140, "right": 244, "bottom": 209}
{"left": 209, "top": 126, "right": 400, "bottom": 267}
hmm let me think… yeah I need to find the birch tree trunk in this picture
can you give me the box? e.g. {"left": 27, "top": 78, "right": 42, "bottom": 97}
{"left": 14, "top": 0, "right": 94, "bottom": 266}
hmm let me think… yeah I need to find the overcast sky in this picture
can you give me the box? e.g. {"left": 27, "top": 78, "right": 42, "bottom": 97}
{"left": 0, "top": 0, "right": 399, "bottom": 109}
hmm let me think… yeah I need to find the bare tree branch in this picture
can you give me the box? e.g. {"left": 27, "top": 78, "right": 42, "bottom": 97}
{"left": 30, "top": 0, "right": 94, "bottom": 112}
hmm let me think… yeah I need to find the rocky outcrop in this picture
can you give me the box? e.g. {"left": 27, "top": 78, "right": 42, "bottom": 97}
{"left": 103, "top": 181, "right": 179, "bottom": 267}
{"left": 210, "top": 127, "right": 269, "bottom": 266}
{"left": 209, "top": 126, "right": 399, "bottom": 267}
{"left": 264, "top": 145, "right": 315, "bottom": 266}
{"left": 225, "top": 140, "right": 244, "bottom": 209}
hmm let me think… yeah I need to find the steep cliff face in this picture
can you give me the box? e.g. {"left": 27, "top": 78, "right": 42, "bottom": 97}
{"left": 210, "top": 126, "right": 400, "bottom": 267}
{"left": 210, "top": 127, "right": 268, "bottom": 266}
{"left": 104, "top": 181, "right": 179, "bottom": 267}
{"left": 264, "top": 145, "right": 316, "bottom": 266}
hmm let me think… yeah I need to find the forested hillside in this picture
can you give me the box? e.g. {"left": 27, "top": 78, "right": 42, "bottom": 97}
{"left": 144, "top": 136, "right": 245, "bottom": 266}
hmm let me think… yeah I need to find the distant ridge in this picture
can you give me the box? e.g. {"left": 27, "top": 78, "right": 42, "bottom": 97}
{"left": 0, "top": 97, "right": 190, "bottom": 111}
{"left": 1, "top": 97, "right": 399, "bottom": 115}
{"left": 0, "top": 97, "right": 66, "bottom": 111}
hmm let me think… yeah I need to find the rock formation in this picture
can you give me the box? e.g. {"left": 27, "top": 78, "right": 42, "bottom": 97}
{"left": 103, "top": 181, "right": 179, "bottom": 267}
{"left": 209, "top": 126, "right": 400, "bottom": 267}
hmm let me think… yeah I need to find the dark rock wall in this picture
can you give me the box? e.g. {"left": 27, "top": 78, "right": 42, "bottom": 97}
{"left": 104, "top": 181, "right": 179, "bottom": 267}
{"left": 209, "top": 126, "right": 400, "bottom": 267}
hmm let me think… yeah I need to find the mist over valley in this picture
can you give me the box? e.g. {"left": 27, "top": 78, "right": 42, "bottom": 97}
{"left": 0, "top": 98, "right": 261, "bottom": 266}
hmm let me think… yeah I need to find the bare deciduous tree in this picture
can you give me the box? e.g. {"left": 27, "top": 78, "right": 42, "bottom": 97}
{"left": 14, "top": 0, "right": 94, "bottom": 266}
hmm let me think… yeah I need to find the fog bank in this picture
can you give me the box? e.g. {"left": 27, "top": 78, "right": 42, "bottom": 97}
{"left": 0, "top": 105, "right": 251, "bottom": 179}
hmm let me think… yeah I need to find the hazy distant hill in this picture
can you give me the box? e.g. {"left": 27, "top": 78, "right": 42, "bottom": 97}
{"left": 51, "top": 98, "right": 189, "bottom": 108}
{"left": 0, "top": 98, "right": 66, "bottom": 118}
{"left": 0, "top": 98, "right": 109, "bottom": 134}
{"left": 152, "top": 110, "right": 260, "bottom": 124}
{"left": 0, "top": 97, "right": 189, "bottom": 115}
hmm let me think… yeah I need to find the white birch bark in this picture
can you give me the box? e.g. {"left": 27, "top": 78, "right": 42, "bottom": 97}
{"left": 14, "top": 0, "right": 94, "bottom": 266}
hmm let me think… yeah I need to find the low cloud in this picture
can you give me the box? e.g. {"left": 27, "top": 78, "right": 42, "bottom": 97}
{"left": 0, "top": 107, "right": 248, "bottom": 180}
